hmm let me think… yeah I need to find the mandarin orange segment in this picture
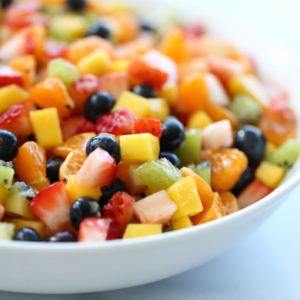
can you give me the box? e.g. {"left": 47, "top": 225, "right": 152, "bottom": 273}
{"left": 53, "top": 132, "right": 96, "bottom": 159}
{"left": 28, "top": 25, "right": 46, "bottom": 64}
{"left": 116, "top": 161, "right": 135, "bottom": 185}
{"left": 219, "top": 191, "right": 240, "bottom": 215}
{"left": 59, "top": 149, "right": 86, "bottom": 184}
{"left": 31, "top": 77, "right": 74, "bottom": 118}
{"left": 205, "top": 104, "right": 237, "bottom": 127}
{"left": 202, "top": 149, "right": 248, "bottom": 192}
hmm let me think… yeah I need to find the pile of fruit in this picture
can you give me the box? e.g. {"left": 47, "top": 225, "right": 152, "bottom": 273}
{"left": 0, "top": 0, "right": 299, "bottom": 243}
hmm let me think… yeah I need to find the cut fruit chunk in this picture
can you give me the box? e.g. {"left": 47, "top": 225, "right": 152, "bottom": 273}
{"left": 134, "top": 158, "right": 181, "bottom": 192}
{"left": 219, "top": 191, "right": 239, "bottom": 215}
{"left": 123, "top": 223, "right": 162, "bottom": 239}
{"left": 255, "top": 161, "right": 284, "bottom": 188}
{"left": 0, "top": 186, "right": 9, "bottom": 206}
{"left": 0, "top": 166, "right": 14, "bottom": 189}
{"left": 157, "top": 84, "right": 178, "bottom": 106}
{"left": 0, "top": 205, "right": 4, "bottom": 221}
{"left": 78, "top": 218, "right": 111, "bottom": 243}
{"left": 148, "top": 98, "right": 170, "bottom": 122}
{"left": 205, "top": 73, "right": 230, "bottom": 106}
{"left": 189, "top": 161, "right": 211, "bottom": 185}
{"left": 0, "top": 67, "right": 23, "bottom": 88}
{"left": 205, "top": 104, "right": 237, "bottom": 127}
{"left": 171, "top": 215, "right": 193, "bottom": 230}
{"left": 126, "top": 165, "right": 147, "bottom": 195}
{"left": 187, "top": 110, "right": 213, "bottom": 130}
{"left": 133, "top": 118, "right": 163, "bottom": 139}
{"left": 0, "top": 223, "right": 15, "bottom": 240}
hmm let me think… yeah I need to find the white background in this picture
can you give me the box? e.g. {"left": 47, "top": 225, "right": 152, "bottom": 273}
{"left": 1, "top": 0, "right": 300, "bottom": 299}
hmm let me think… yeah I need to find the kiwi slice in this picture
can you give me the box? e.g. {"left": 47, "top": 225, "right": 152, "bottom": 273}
{"left": 189, "top": 161, "right": 211, "bottom": 185}
{"left": 0, "top": 166, "right": 14, "bottom": 189}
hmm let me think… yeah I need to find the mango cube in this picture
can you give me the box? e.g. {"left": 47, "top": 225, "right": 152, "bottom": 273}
{"left": 167, "top": 176, "right": 203, "bottom": 220}
{"left": 30, "top": 108, "right": 63, "bottom": 150}
{"left": 255, "top": 161, "right": 285, "bottom": 188}
{"left": 109, "top": 59, "right": 129, "bottom": 72}
{"left": 148, "top": 98, "right": 170, "bottom": 121}
{"left": 157, "top": 84, "right": 178, "bottom": 106}
{"left": 11, "top": 219, "right": 46, "bottom": 238}
{"left": 0, "top": 223, "right": 15, "bottom": 240}
{"left": 123, "top": 223, "right": 162, "bottom": 239}
{"left": 171, "top": 215, "right": 193, "bottom": 230}
{"left": 0, "top": 84, "right": 29, "bottom": 114}
{"left": 187, "top": 110, "right": 213, "bottom": 129}
{"left": 0, "top": 185, "right": 8, "bottom": 206}
{"left": 113, "top": 91, "right": 150, "bottom": 118}
{"left": 120, "top": 133, "right": 159, "bottom": 163}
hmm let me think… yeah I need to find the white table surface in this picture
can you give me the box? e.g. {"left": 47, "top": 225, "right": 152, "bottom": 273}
{"left": 1, "top": 0, "right": 300, "bottom": 299}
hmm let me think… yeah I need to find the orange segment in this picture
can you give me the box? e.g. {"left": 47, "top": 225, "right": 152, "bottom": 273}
{"left": 59, "top": 149, "right": 86, "bottom": 184}
{"left": 31, "top": 77, "right": 74, "bottom": 118}
{"left": 205, "top": 104, "right": 237, "bottom": 127}
{"left": 53, "top": 132, "right": 96, "bottom": 159}
{"left": 27, "top": 25, "right": 45, "bottom": 64}
{"left": 116, "top": 161, "right": 135, "bottom": 185}
{"left": 202, "top": 149, "right": 248, "bottom": 192}
{"left": 219, "top": 191, "right": 240, "bottom": 215}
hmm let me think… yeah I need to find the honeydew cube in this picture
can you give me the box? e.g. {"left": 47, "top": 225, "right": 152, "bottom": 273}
{"left": 171, "top": 215, "right": 193, "bottom": 230}
{"left": 11, "top": 219, "right": 46, "bottom": 238}
{"left": 0, "top": 84, "right": 29, "bottom": 114}
{"left": 77, "top": 50, "right": 111, "bottom": 76}
{"left": 123, "top": 223, "right": 162, "bottom": 239}
{"left": 187, "top": 110, "right": 213, "bottom": 129}
{"left": 205, "top": 73, "right": 230, "bottom": 106}
{"left": 30, "top": 108, "right": 63, "bottom": 150}
{"left": 120, "top": 133, "right": 159, "bottom": 163}
{"left": 148, "top": 98, "right": 170, "bottom": 121}
{"left": 166, "top": 176, "right": 203, "bottom": 220}
{"left": 255, "top": 161, "right": 285, "bottom": 188}
{"left": 157, "top": 84, "right": 178, "bottom": 106}
{"left": 0, "top": 223, "right": 15, "bottom": 240}
{"left": 113, "top": 91, "right": 150, "bottom": 118}
{"left": 0, "top": 185, "right": 8, "bottom": 206}
{"left": 127, "top": 165, "right": 147, "bottom": 195}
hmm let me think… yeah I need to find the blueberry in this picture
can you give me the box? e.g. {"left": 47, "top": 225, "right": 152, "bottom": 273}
{"left": 86, "top": 134, "right": 121, "bottom": 164}
{"left": 0, "top": 130, "right": 19, "bottom": 161}
{"left": 160, "top": 118, "right": 185, "bottom": 151}
{"left": 159, "top": 152, "right": 181, "bottom": 169}
{"left": 99, "top": 178, "right": 127, "bottom": 207}
{"left": 234, "top": 125, "right": 266, "bottom": 165}
{"left": 1, "top": 0, "right": 13, "bottom": 8}
{"left": 85, "top": 91, "right": 116, "bottom": 123}
{"left": 46, "top": 157, "right": 65, "bottom": 183}
{"left": 132, "top": 85, "right": 157, "bottom": 99}
{"left": 48, "top": 231, "right": 77, "bottom": 242}
{"left": 66, "top": 0, "right": 85, "bottom": 10}
{"left": 70, "top": 197, "right": 101, "bottom": 230}
{"left": 140, "top": 22, "right": 155, "bottom": 32}
{"left": 13, "top": 228, "right": 43, "bottom": 242}
{"left": 87, "top": 23, "right": 111, "bottom": 40}
{"left": 231, "top": 166, "right": 254, "bottom": 196}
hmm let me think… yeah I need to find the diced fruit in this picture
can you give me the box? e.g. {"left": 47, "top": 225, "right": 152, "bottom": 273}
{"left": 78, "top": 217, "right": 111, "bottom": 242}
{"left": 0, "top": 186, "right": 9, "bottom": 206}
{"left": 237, "top": 180, "right": 273, "bottom": 209}
{"left": 133, "top": 118, "right": 163, "bottom": 139}
{"left": 0, "top": 85, "right": 29, "bottom": 114}
{"left": 189, "top": 161, "right": 211, "bottom": 185}
{"left": 166, "top": 176, "right": 203, "bottom": 220}
{"left": 44, "top": 39, "right": 68, "bottom": 63}
{"left": 31, "top": 77, "right": 74, "bottom": 118}
{"left": 102, "top": 191, "right": 135, "bottom": 232}
{"left": 5, "top": 182, "right": 37, "bottom": 220}
{"left": 30, "top": 108, "right": 63, "bottom": 150}
{"left": 123, "top": 223, "right": 162, "bottom": 239}
{"left": 11, "top": 219, "right": 46, "bottom": 239}
{"left": 109, "top": 60, "right": 129, "bottom": 72}
{"left": 126, "top": 165, "right": 147, "bottom": 195}
{"left": 219, "top": 191, "right": 239, "bottom": 215}
{"left": 120, "top": 133, "right": 159, "bottom": 163}
{"left": 171, "top": 215, "right": 193, "bottom": 230}
{"left": 0, "top": 223, "right": 15, "bottom": 240}
{"left": 134, "top": 158, "right": 181, "bottom": 192}
{"left": 255, "top": 161, "right": 285, "bottom": 189}
{"left": 205, "top": 73, "right": 230, "bottom": 106}
{"left": 265, "top": 143, "right": 277, "bottom": 157}
{"left": 0, "top": 67, "right": 23, "bottom": 88}
{"left": 157, "top": 84, "right": 178, "bottom": 106}
{"left": 75, "top": 147, "right": 117, "bottom": 188}
{"left": 187, "top": 110, "right": 213, "bottom": 130}
{"left": 29, "top": 182, "right": 70, "bottom": 232}
{"left": 77, "top": 118, "right": 97, "bottom": 134}
{"left": 148, "top": 99, "right": 170, "bottom": 122}
{"left": 205, "top": 104, "right": 237, "bottom": 127}
{"left": 115, "top": 161, "right": 133, "bottom": 184}
{"left": 174, "top": 129, "right": 201, "bottom": 166}
{"left": 0, "top": 166, "right": 14, "bottom": 189}
{"left": 231, "top": 166, "right": 254, "bottom": 197}
{"left": 133, "top": 190, "right": 177, "bottom": 225}
{"left": 202, "top": 120, "right": 233, "bottom": 150}
{"left": 202, "top": 149, "right": 248, "bottom": 192}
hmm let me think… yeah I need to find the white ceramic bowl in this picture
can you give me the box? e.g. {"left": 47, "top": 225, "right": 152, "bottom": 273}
{"left": 1, "top": 0, "right": 300, "bottom": 294}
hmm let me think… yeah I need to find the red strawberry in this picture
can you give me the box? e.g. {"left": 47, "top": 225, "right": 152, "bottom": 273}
{"left": 96, "top": 109, "right": 135, "bottom": 135}
{"left": 263, "top": 81, "right": 289, "bottom": 102}
{"left": 61, "top": 115, "right": 83, "bottom": 141}
{"left": 78, "top": 218, "right": 111, "bottom": 242}
{"left": 133, "top": 118, "right": 163, "bottom": 138}
{"left": 0, "top": 102, "right": 34, "bottom": 136}
{"left": 29, "top": 182, "right": 71, "bottom": 233}
{"left": 44, "top": 39, "right": 68, "bottom": 63}
{"left": 4, "top": 1, "right": 41, "bottom": 21}
{"left": 182, "top": 24, "right": 206, "bottom": 38}
{"left": 237, "top": 180, "right": 273, "bottom": 209}
{"left": 0, "top": 67, "right": 24, "bottom": 88}
{"left": 4, "top": 14, "right": 49, "bottom": 32}
{"left": 107, "top": 224, "right": 120, "bottom": 240}
{"left": 75, "top": 147, "right": 117, "bottom": 188}
{"left": 77, "top": 118, "right": 97, "bottom": 134}
{"left": 102, "top": 192, "right": 135, "bottom": 233}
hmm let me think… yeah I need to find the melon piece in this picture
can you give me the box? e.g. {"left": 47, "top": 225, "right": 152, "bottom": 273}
{"left": 123, "top": 223, "right": 162, "bottom": 239}
{"left": 126, "top": 165, "right": 147, "bottom": 195}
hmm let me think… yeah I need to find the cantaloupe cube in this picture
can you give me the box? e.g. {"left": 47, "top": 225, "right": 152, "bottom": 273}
{"left": 113, "top": 91, "right": 150, "bottom": 118}
{"left": 148, "top": 98, "right": 170, "bottom": 121}
{"left": 166, "top": 176, "right": 203, "bottom": 220}
{"left": 255, "top": 161, "right": 285, "bottom": 188}
{"left": 11, "top": 218, "right": 46, "bottom": 238}
{"left": 0, "top": 186, "right": 8, "bottom": 206}
{"left": 187, "top": 110, "right": 213, "bottom": 129}
{"left": 171, "top": 215, "right": 193, "bottom": 230}
{"left": 123, "top": 223, "right": 162, "bottom": 239}
{"left": 0, "top": 223, "right": 15, "bottom": 240}
{"left": 120, "top": 133, "right": 159, "bottom": 163}
{"left": 30, "top": 108, "right": 63, "bottom": 150}
{"left": 157, "top": 84, "right": 178, "bottom": 106}
{"left": 0, "top": 84, "right": 29, "bottom": 114}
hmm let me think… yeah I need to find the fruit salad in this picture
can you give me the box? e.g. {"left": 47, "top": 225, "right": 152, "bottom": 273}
{"left": 0, "top": 0, "right": 299, "bottom": 243}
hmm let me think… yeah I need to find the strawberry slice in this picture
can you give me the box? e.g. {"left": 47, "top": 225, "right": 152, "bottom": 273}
{"left": 78, "top": 218, "right": 111, "bottom": 242}
{"left": 75, "top": 147, "right": 117, "bottom": 188}
{"left": 44, "top": 39, "right": 68, "bottom": 64}
{"left": 102, "top": 192, "right": 135, "bottom": 233}
{"left": 237, "top": 180, "right": 273, "bottom": 209}
{"left": 0, "top": 67, "right": 24, "bottom": 88}
{"left": 96, "top": 109, "right": 135, "bottom": 135}
{"left": 77, "top": 118, "right": 97, "bottom": 134}
{"left": 29, "top": 182, "right": 71, "bottom": 233}
{"left": 133, "top": 118, "right": 163, "bottom": 138}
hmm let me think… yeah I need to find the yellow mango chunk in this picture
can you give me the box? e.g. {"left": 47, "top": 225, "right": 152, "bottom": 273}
{"left": 167, "top": 176, "right": 203, "bottom": 220}
{"left": 157, "top": 84, "right": 178, "bottom": 106}
{"left": 172, "top": 215, "right": 193, "bottom": 230}
{"left": 11, "top": 219, "right": 46, "bottom": 238}
{"left": 113, "top": 91, "right": 150, "bottom": 118}
{"left": 109, "top": 59, "right": 129, "bottom": 72}
{"left": 255, "top": 161, "right": 284, "bottom": 188}
{"left": 148, "top": 99, "right": 170, "bottom": 121}
{"left": 187, "top": 110, "right": 213, "bottom": 129}
{"left": 0, "top": 186, "right": 8, "bottom": 206}
{"left": 123, "top": 224, "right": 162, "bottom": 239}
{"left": 66, "top": 175, "right": 102, "bottom": 204}
{"left": 77, "top": 50, "right": 111, "bottom": 76}
{"left": 120, "top": 133, "right": 159, "bottom": 163}
{"left": 0, "top": 85, "right": 29, "bottom": 114}
{"left": 30, "top": 108, "right": 63, "bottom": 150}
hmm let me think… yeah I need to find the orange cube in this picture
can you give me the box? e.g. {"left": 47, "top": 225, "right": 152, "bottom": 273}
{"left": 219, "top": 191, "right": 240, "bottom": 215}
{"left": 205, "top": 104, "right": 237, "bottom": 127}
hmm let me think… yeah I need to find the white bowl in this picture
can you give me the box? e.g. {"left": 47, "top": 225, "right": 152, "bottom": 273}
{"left": 1, "top": 0, "right": 300, "bottom": 294}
